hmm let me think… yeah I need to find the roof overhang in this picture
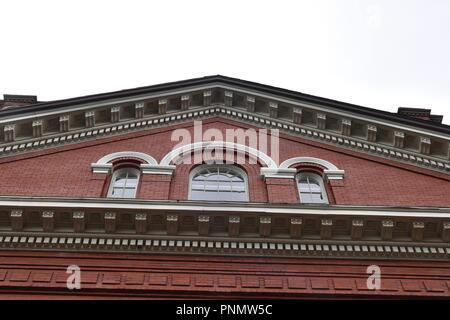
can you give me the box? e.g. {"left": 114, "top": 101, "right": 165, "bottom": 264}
{"left": 0, "top": 78, "right": 449, "bottom": 174}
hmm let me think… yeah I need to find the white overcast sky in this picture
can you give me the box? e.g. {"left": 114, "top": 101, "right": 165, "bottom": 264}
{"left": 1, "top": 0, "right": 449, "bottom": 122}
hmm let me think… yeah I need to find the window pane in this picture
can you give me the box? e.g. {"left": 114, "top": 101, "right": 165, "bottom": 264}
{"left": 190, "top": 165, "right": 248, "bottom": 202}
{"left": 127, "top": 172, "right": 138, "bottom": 178}
{"left": 309, "top": 183, "right": 322, "bottom": 192}
{"left": 232, "top": 193, "right": 247, "bottom": 201}
{"left": 108, "top": 168, "right": 139, "bottom": 199}
{"left": 310, "top": 193, "right": 325, "bottom": 203}
{"left": 112, "top": 186, "right": 127, "bottom": 198}
{"left": 298, "top": 182, "right": 310, "bottom": 192}
{"left": 298, "top": 173, "right": 328, "bottom": 204}
{"left": 300, "top": 193, "right": 313, "bottom": 203}
{"left": 114, "top": 177, "right": 127, "bottom": 187}
{"left": 203, "top": 180, "right": 217, "bottom": 191}
{"left": 202, "top": 190, "right": 222, "bottom": 200}
{"left": 191, "top": 182, "right": 204, "bottom": 190}
{"left": 190, "top": 190, "right": 206, "bottom": 200}
{"left": 231, "top": 185, "right": 245, "bottom": 192}
{"left": 125, "top": 177, "right": 138, "bottom": 187}
{"left": 122, "top": 188, "right": 136, "bottom": 198}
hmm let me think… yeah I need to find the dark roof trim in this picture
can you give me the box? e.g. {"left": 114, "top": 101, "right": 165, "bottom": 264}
{"left": 1, "top": 75, "right": 449, "bottom": 134}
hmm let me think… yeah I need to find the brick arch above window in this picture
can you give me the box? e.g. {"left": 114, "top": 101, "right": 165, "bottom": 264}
{"left": 295, "top": 163, "right": 328, "bottom": 176}
{"left": 91, "top": 151, "right": 174, "bottom": 175}
{"left": 96, "top": 151, "right": 158, "bottom": 166}
{"left": 275, "top": 156, "right": 345, "bottom": 180}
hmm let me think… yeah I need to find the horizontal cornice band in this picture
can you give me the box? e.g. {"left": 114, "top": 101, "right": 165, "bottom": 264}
{"left": 1, "top": 196, "right": 450, "bottom": 219}
{"left": 1, "top": 75, "right": 449, "bottom": 136}
{"left": 0, "top": 232, "right": 448, "bottom": 261}
{"left": 1, "top": 106, "right": 449, "bottom": 175}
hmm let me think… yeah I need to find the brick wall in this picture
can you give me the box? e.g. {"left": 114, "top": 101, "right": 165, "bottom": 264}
{"left": 139, "top": 174, "right": 172, "bottom": 199}
{"left": 265, "top": 178, "right": 299, "bottom": 203}
{"left": 1, "top": 250, "right": 450, "bottom": 298}
{"left": 0, "top": 117, "right": 449, "bottom": 207}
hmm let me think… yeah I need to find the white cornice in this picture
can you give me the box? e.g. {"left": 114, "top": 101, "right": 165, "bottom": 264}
{"left": 217, "top": 84, "right": 450, "bottom": 141}
{"left": 1, "top": 82, "right": 449, "bottom": 141}
{"left": 0, "top": 84, "right": 219, "bottom": 123}
{"left": 0, "top": 197, "right": 450, "bottom": 218}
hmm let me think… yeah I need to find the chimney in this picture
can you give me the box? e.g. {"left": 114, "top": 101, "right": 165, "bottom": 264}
{"left": 0, "top": 94, "right": 38, "bottom": 110}
{"left": 397, "top": 107, "right": 443, "bottom": 124}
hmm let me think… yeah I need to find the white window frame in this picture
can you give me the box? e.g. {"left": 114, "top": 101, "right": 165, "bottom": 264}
{"left": 107, "top": 167, "right": 141, "bottom": 198}
{"left": 296, "top": 172, "right": 329, "bottom": 204}
{"left": 188, "top": 164, "right": 249, "bottom": 202}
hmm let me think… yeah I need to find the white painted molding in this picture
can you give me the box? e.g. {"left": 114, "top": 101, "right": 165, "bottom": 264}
{"left": 2, "top": 105, "right": 449, "bottom": 175}
{"left": 140, "top": 164, "right": 176, "bottom": 175}
{"left": 95, "top": 151, "right": 158, "bottom": 166}
{"left": 91, "top": 163, "right": 113, "bottom": 174}
{"left": 280, "top": 157, "right": 338, "bottom": 170}
{"left": 260, "top": 168, "right": 297, "bottom": 179}
{"left": 159, "top": 141, "right": 278, "bottom": 169}
{"left": 324, "top": 169, "right": 346, "bottom": 180}
{"left": 0, "top": 82, "right": 446, "bottom": 143}
{"left": 92, "top": 151, "right": 161, "bottom": 174}
{"left": 279, "top": 156, "right": 345, "bottom": 180}
{"left": 1, "top": 196, "right": 450, "bottom": 219}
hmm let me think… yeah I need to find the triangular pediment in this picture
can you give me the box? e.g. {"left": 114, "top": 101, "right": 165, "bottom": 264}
{"left": 1, "top": 75, "right": 449, "bottom": 174}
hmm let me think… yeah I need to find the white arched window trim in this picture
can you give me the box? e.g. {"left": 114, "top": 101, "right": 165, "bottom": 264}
{"left": 188, "top": 164, "right": 249, "bottom": 202}
{"left": 91, "top": 151, "right": 174, "bottom": 175}
{"left": 268, "top": 156, "right": 345, "bottom": 180}
{"left": 296, "top": 171, "right": 329, "bottom": 204}
{"left": 107, "top": 167, "right": 141, "bottom": 198}
{"left": 160, "top": 141, "right": 277, "bottom": 178}
{"left": 91, "top": 150, "right": 344, "bottom": 179}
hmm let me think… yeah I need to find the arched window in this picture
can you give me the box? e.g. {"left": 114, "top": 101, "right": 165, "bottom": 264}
{"left": 189, "top": 165, "right": 249, "bottom": 202}
{"left": 297, "top": 172, "right": 328, "bottom": 204}
{"left": 107, "top": 167, "right": 140, "bottom": 198}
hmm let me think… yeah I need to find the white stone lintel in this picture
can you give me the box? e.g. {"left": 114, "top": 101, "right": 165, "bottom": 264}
{"left": 260, "top": 168, "right": 297, "bottom": 179}
{"left": 140, "top": 164, "right": 176, "bottom": 175}
{"left": 323, "top": 169, "right": 345, "bottom": 180}
{"left": 91, "top": 163, "right": 113, "bottom": 174}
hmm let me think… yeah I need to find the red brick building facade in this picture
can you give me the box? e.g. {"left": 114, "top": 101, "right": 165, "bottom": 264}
{"left": 0, "top": 76, "right": 449, "bottom": 298}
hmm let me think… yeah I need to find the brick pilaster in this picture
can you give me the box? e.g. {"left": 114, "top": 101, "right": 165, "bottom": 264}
{"left": 138, "top": 174, "right": 172, "bottom": 200}
{"left": 265, "top": 178, "right": 299, "bottom": 204}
